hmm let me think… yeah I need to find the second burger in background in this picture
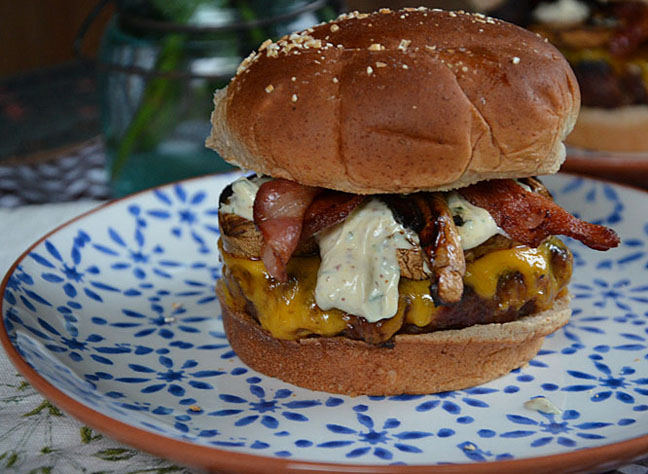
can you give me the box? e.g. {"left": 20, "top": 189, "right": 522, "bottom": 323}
{"left": 478, "top": 0, "right": 648, "bottom": 152}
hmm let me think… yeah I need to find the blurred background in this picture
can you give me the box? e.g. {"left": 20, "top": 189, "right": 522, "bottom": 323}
{"left": 1, "top": 0, "right": 646, "bottom": 206}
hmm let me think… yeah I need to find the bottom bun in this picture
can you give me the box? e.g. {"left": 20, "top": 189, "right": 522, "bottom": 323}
{"left": 219, "top": 286, "right": 571, "bottom": 396}
{"left": 566, "top": 105, "right": 648, "bottom": 153}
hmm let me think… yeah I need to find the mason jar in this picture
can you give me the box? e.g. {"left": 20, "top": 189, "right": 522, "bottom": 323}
{"left": 97, "top": 0, "right": 343, "bottom": 196}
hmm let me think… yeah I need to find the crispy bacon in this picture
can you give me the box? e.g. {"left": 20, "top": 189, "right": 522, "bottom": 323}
{"left": 301, "top": 191, "right": 365, "bottom": 239}
{"left": 459, "top": 180, "right": 620, "bottom": 251}
{"left": 609, "top": 2, "right": 648, "bottom": 57}
{"left": 253, "top": 179, "right": 321, "bottom": 281}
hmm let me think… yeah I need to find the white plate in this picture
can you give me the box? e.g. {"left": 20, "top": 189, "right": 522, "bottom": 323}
{"left": 1, "top": 172, "right": 647, "bottom": 473}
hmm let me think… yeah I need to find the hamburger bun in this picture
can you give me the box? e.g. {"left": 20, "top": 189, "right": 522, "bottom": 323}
{"left": 206, "top": 8, "right": 580, "bottom": 194}
{"left": 219, "top": 285, "right": 571, "bottom": 396}
{"left": 566, "top": 105, "right": 648, "bottom": 152}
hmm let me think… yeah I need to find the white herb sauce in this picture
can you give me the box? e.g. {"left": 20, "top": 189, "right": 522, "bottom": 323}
{"left": 524, "top": 396, "right": 562, "bottom": 415}
{"left": 446, "top": 192, "right": 504, "bottom": 250}
{"left": 315, "top": 199, "right": 420, "bottom": 323}
{"left": 533, "top": 0, "right": 589, "bottom": 26}
{"left": 219, "top": 175, "right": 270, "bottom": 220}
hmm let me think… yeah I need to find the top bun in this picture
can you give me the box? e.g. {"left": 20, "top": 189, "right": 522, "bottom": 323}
{"left": 206, "top": 8, "right": 580, "bottom": 194}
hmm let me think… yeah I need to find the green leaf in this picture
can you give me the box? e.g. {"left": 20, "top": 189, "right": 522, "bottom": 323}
{"left": 128, "top": 466, "right": 185, "bottom": 474}
{"left": 93, "top": 448, "right": 138, "bottom": 462}
{"left": 80, "top": 426, "right": 103, "bottom": 444}
{"left": 28, "top": 467, "right": 52, "bottom": 474}
{"left": 23, "top": 400, "right": 63, "bottom": 417}
{"left": 6, "top": 452, "right": 19, "bottom": 468}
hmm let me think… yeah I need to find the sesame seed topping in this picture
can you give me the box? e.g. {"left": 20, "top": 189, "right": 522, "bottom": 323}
{"left": 512, "top": 56, "right": 520, "bottom": 64}
{"left": 291, "top": 76, "right": 296, "bottom": 82}
{"left": 367, "top": 66, "right": 374, "bottom": 75}
{"left": 376, "top": 61, "right": 387, "bottom": 68}
{"left": 425, "top": 45, "right": 437, "bottom": 51}
{"left": 333, "top": 77, "right": 339, "bottom": 83}
{"left": 398, "top": 39, "right": 412, "bottom": 51}
{"left": 448, "top": 11, "right": 457, "bottom": 17}
{"left": 266, "top": 43, "right": 279, "bottom": 58}
{"left": 368, "top": 43, "right": 384, "bottom": 51}
{"left": 259, "top": 39, "right": 272, "bottom": 51}
{"left": 292, "top": 94, "right": 298, "bottom": 102}
{"left": 265, "top": 84, "right": 274, "bottom": 93}
{"left": 402, "top": 64, "right": 409, "bottom": 69}
{"left": 461, "top": 66, "right": 468, "bottom": 72}
{"left": 330, "top": 24, "right": 340, "bottom": 32}
{"left": 236, "top": 51, "right": 258, "bottom": 75}
{"left": 379, "top": 8, "right": 391, "bottom": 14}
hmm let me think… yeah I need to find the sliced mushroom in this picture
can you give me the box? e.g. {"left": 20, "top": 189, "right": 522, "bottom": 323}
{"left": 530, "top": 24, "right": 612, "bottom": 49}
{"left": 396, "top": 247, "right": 428, "bottom": 280}
{"left": 558, "top": 27, "right": 613, "bottom": 49}
{"left": 219, "top": 213, "right": 317, "bottom": 258}
{"left": 416, "top": 193, "right": 466, "bottom": 305}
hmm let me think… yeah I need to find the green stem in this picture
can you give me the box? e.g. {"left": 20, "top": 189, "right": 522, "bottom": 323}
{"left": 111, "top": 34, "right": 185, "bottom": 178}
{"left": 233, "top": 0, "right": 268, "bottom": 45}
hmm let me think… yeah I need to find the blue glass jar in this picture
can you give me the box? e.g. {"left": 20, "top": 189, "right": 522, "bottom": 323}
{"left": 98, "top": 1, "right": 342, "bottom": 196}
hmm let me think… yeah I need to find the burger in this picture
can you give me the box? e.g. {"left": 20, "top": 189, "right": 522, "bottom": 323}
{"left": 205, "top": 7, "right": 620, "bottom": 396}
{"left": 477, "top": 0, "right": 648, "bottom": 152}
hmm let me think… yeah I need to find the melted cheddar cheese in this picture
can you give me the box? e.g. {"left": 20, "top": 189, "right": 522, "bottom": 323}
{"left": 219, "top": 238, "right": 572, "bottom": 341}
{"left": 563, "top": 48, "right": 648, "bottom": 87}
{"left": 464, "top": 242, "right": 562, "bottom": 311}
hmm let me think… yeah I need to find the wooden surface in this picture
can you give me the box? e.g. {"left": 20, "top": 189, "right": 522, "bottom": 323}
{"left": 0, "top": 0, "right": 113, "bottom": 77}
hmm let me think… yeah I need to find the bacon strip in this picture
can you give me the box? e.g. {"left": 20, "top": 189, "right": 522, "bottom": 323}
{"left": 609, "top": 2, "right": 648, "bottom": 56}
{"left": 253, "top": 179, "right": 321, "bottom": 281}
{"left": 301, "top": 191, "right": 365, "bottom": 239}
{"left": 459, "top": 180, "right": 620, "bottom": 251}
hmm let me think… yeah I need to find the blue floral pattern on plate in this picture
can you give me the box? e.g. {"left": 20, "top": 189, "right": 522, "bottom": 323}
{"left": 2, "top": 172, "right": 647, "bottom": 466}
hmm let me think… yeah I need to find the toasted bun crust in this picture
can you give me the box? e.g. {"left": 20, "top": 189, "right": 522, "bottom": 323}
{"left": 206, "top": 8, "right": 580, "bottom": 194}
{"left": 566, "top": 105, "right": 648, "bottom": 152}
{"left": 219, "top": 284, "right": 571, "bottom": 396}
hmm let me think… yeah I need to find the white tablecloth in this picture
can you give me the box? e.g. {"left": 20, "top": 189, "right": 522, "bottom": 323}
{"left": 0, "top": 201, "right": 196, "bottom": 473}
{"left": 0, "top": 202, "right": 646, "bottom": 474}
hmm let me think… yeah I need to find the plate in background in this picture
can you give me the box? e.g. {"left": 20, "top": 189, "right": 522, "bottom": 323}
{"left": 1, "top": 172, "right": 647, "bottom": 473}
{"left": 564, "top": 148, "right": 648, "bottom": 189}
